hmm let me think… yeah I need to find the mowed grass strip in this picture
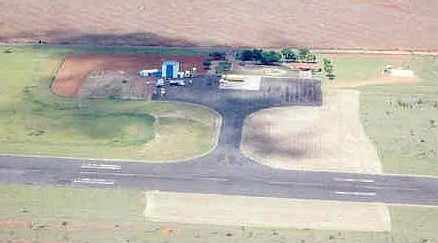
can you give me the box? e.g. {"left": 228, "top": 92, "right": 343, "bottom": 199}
{"left": 1, "top": 185, "right": 438, "bottom": 242}
{"left": 326, "top": 54, "right": 438, "bottom": 176}
{"left": 0, "top": 46, "right": 219, "bottom": 161}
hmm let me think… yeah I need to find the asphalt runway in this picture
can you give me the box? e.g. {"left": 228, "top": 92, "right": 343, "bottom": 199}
{"left": 1, "top": 76, "right": 438, "bottom": 206}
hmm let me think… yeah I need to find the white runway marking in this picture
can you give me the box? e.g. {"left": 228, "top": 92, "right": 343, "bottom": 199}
{"left": 268, "top": 181, "right": 325, "bottom": 187}
{"left": 73, "top": 178, "right": 115, "bottom": 185}
{"left": 81, "top": 163, "right": 121, "bottom": 171}
{"left": 335, "top": 191, "right": 377, "bottom": 197}
{"left": 334, "top": 178, "right": 375, "bottom": 183}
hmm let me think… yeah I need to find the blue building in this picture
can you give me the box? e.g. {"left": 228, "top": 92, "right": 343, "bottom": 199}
{"left": 161, "top": 61, "right": 180, "bottom": 79}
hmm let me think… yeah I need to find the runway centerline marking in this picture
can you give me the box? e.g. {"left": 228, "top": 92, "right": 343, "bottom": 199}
{"left": 334, "top": 178, "right": 375, "bottom": 183}
{"left": 268, "top": 181, "right": 325, "bottom": 187}
{"left": 335, "top": 191, "right": 377, "bottom": 197}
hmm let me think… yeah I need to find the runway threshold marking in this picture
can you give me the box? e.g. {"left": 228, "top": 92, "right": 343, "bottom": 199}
{"left": 335, "top": 191, "right": 377, "bottom": 197}
{"left": 334, "top": 178, "right": 375, "bottom": 183}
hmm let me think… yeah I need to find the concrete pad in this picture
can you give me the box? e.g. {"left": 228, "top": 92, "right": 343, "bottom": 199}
{"left": 390, "top": 69, "right": 414, "bottom": 78}
{"left": 144, "top": 191, "right": 391, "bottom": 232}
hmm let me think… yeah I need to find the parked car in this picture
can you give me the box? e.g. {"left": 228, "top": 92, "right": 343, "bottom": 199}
{"left": 169, "top": 79, "right": 186, "bottom": 86}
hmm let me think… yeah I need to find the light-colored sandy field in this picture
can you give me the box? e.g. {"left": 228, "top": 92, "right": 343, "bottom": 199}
{"left": 1, "top": 0, "right": 438, "bottom": 50}
{"left": 241, "top": 89, "right": 383, "bottom": 174}
{"left": 144, "top": 191, "right": 391, "bottom": 232}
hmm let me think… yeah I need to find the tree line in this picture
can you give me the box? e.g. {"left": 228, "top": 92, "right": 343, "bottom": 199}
{"left": 235, "top": 46, "right": 318, "bottom": 64}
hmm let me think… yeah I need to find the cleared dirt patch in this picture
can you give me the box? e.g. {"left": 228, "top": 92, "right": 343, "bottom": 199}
{"left": 53, "top": 54, "right": 205, "bottom": 97}
{"left": 145, "top": 191, "right": 391, "bottom": 232}
{"left": 78, "top": 70, "right": 156, "bottom": 100}
{"left": 241, "top": 89, "right": 382, "bottom": 174}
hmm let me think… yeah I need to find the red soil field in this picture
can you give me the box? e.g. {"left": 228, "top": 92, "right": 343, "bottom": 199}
{"left": 1, "top": 0, "right": 438, "bottom": 50}
{"left": 53, "top": 54, "right": 206, "bottom": 97}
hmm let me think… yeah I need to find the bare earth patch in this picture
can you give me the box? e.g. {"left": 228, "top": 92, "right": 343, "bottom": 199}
{"left": 53, "top": 54, "right": 205, "bottom": 97}
{"left": 144, "top": 191, "right": 391, "bottom": 232}
{"left": 241, "top": 89, "right": 383, "bottom": 174}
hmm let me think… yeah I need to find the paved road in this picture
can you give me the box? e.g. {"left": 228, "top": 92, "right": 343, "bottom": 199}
{"left": 1, "top": 76, "right": 438, "bottom": 206}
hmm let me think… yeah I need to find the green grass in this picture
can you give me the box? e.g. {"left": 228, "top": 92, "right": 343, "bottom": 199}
{"left": 0, "top": 45, "right": 219, "bottom": 161}
{"left": 326, "top": 54, "right": 438, "bottom": 175}
{"left": 30, "top": 44, "right": 211, "bottom": 56}
{"left": 1, "top": 185, "right": 438, "bottom": 242}
{"left": 328, "top": 54, "right": 408, "bottom": 83}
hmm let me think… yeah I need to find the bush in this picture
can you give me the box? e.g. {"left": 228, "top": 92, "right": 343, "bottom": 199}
{"left": 236, "top": 49, "right": 281, "bottom": 64}
{"left": 236, "top": 49, "right": 256, "bottom": 61}
{"left": 202, "top": 59, "right": 212, "bottom": 67}
{"left": 260, "top": 51, "right": 281, "bottom": 65}
{"left": 215, "top": 61, "right": 232, "bottom": 74}
{"left": 208, "top": 51, "right": 226, "bottom": 61}
{"left": 281, "top": 48, "right": 297, "bottom": 61}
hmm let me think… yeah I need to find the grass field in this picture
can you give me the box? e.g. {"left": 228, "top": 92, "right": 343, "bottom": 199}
{"left": 0, "top": 45, "right": 219, "bottom": 161}
{"left": 323, "top": 54, "right": 438, "bottom": 176}
{"left": 0, "top": 185, "right": 437, "bottom": 242}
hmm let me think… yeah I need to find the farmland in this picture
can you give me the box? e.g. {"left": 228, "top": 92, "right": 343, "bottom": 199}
{"left": 0, "top": 46, "right": 219, "bottom": 161}
{"left": 1, "top": 0, "right": 438, "bottom": 50}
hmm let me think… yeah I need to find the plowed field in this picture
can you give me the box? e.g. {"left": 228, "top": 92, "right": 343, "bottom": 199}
{"left": 1, "top": 0, "right": 437, "bottom": 50}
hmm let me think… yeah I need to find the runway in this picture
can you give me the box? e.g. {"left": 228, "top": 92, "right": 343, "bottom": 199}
{"left": 1, "top": 76, "right": 438, "bottom": 206}
{"left": 1, "top": 155, "right": 438, "bottom": 206}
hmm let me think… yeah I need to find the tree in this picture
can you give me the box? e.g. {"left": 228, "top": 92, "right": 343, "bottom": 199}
{"left": 281, "top": 48, "right": 297, "bottom": 61}
{"left": 236, "top": 50, "right": 254, "bottom": 61}
{"left": 252, "top": 49, "right": 263, "bottom": 61}
{"left": 323, "top": 58, "right": 335, "bottom": 79}
{"left": 298, "top": 46, "right": 311, "bottom": 61}
{"left": 260, "top": 51, "right": 282, "bottom": 64}
{"left": 209, "top": 51, "right": 226, "bottom": 61}
{"left": 202, "top": 59, "right": 212, "bottom": 70}
{"left": 307, "top": 53, "right": 317, "bottom": 62}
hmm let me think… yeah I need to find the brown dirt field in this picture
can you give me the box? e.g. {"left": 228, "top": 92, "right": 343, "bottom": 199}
{"left": 53, "top": 54, "right": 205, "bottom": 97}
{"left": 1, "top": 0, "right": 438, "bottom": 50}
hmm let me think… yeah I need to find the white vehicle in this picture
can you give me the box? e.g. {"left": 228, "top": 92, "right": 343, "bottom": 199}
{"left": 169, "top": 79, "right": 186, "bottom": 86}
{"left": 138, "top": 69, "right": 159, "bottom": 77}
{"left": 155, "top": 78, "right": 165, "bottom": 87}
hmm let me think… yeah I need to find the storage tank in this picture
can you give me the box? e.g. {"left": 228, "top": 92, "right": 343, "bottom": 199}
{"left": 161, "top": 61, "right": 180, "bottom": 79}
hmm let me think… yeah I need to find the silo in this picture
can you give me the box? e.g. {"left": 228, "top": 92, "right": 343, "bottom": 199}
{"left": 161, "top": 61, "right": 180, "bottom": 79}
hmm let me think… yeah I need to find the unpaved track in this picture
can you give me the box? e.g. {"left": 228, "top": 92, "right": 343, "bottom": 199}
{"left": 1, "top": 0, "right": 438, "bottom": 50}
